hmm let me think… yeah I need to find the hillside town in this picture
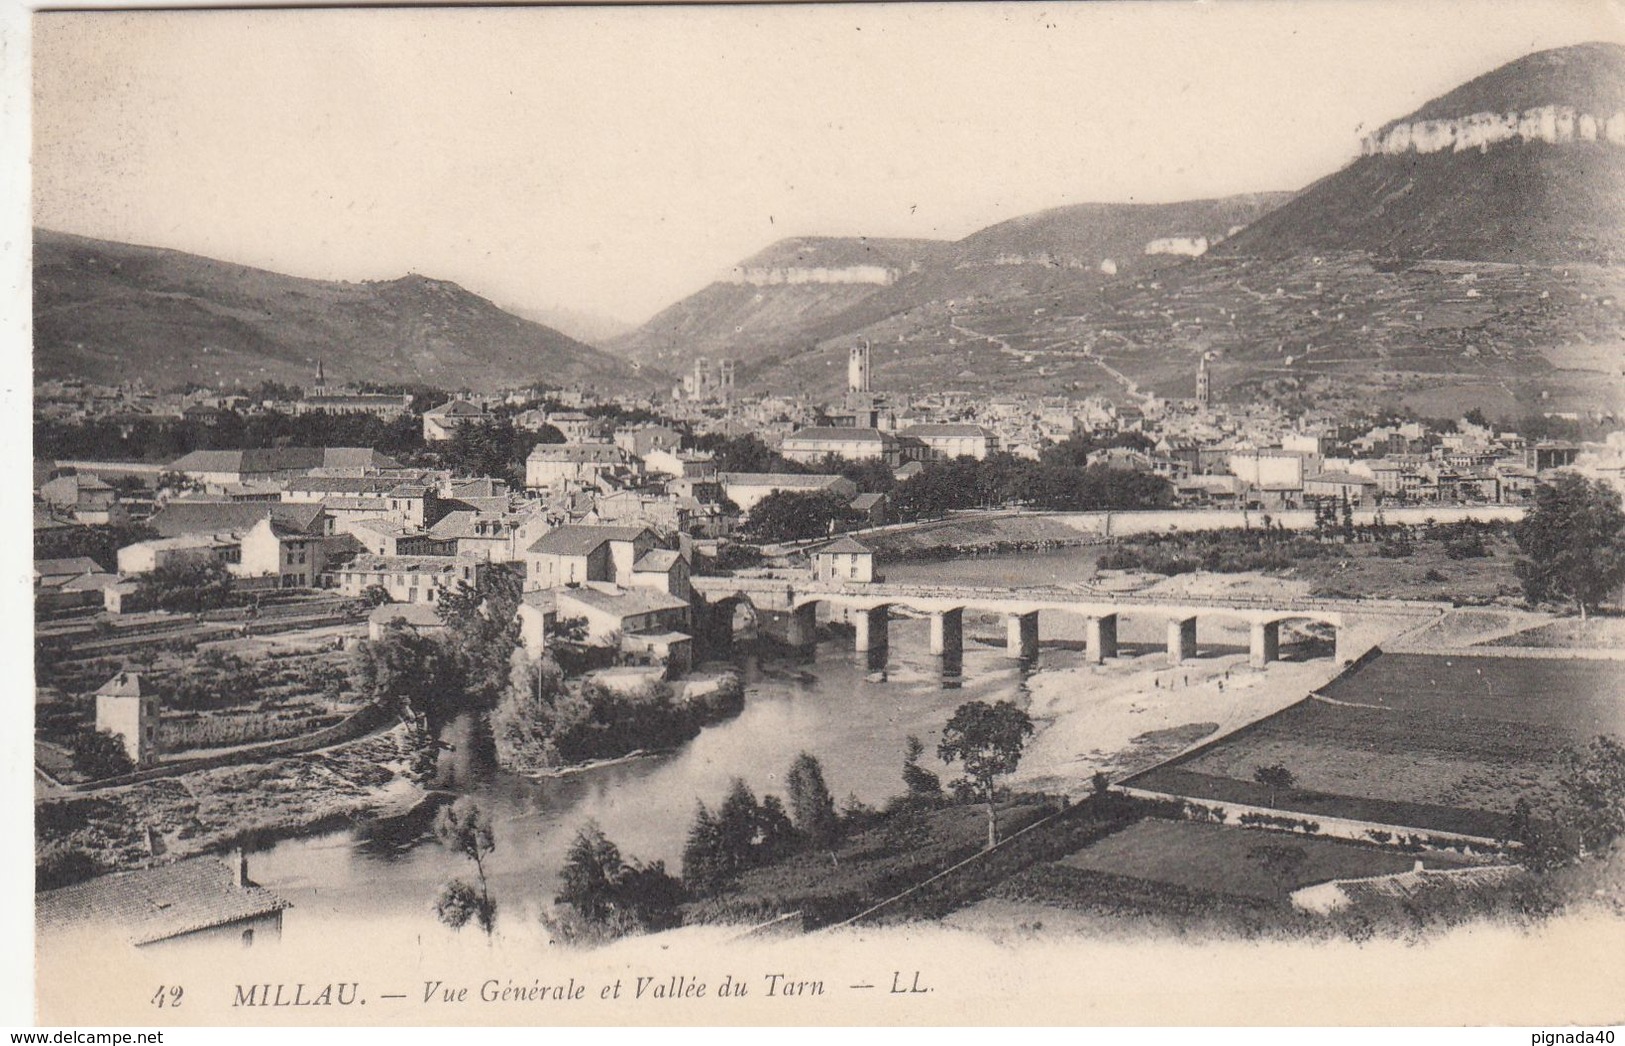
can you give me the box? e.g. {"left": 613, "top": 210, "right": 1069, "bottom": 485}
{"left": 24, "top": 19, "right": 1625, "bottom": 1019}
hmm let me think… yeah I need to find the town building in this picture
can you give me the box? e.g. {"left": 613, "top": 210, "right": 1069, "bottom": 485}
{"left": 421, "top": 399, "right": 491, "bottom": 442}
{"left": 553, "top": 585, "right": 692, "bottom": 645}
{"left": 167, "top": 448, "right": 399, "bottom": 486}
{"left": 718, "top": 472, "right": 859, "bottom": 515}
{"left": 236, "top": 518, "right": 325, "bottom": 588}
{"left": 94, "top": 670, "right": 159, "bottom": 769}
{"left": 523, "top": 524, "right": 660, "bottom": 591}
{"left": 331, "top": 554, "right": 487, "bottom": 604}
{"left": 811, "top": 535, "right": 878, "bottom": 583}
{"left": 116, "top": 534, "right": 239, "bottom": 576}
{"left": 36, "top": 853, "right": 290, "bottom": 951}
{"left": 149, "top": 500, "right": 332, "bottom": 540}
{"left": 525, "top": 443, "right": 637, "bottom": 489}
{"left": 898, "top": 423, "right": 999, "bottom": 461}
{"left": 779, "top": 427, "right": 901, "bottom": 467}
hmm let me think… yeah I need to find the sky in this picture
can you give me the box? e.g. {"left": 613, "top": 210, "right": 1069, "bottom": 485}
{"left": 29, "top": 0, "right": 1625, "bottom": 326}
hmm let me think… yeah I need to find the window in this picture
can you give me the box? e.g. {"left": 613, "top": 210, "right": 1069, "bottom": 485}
{"left": 848, "top": 557, "right": 859, "bottom": 579}
{"left": 241, "top": 929, "right": 254, "bottom": 948}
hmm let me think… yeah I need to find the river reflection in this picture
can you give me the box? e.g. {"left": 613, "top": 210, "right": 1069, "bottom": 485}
{"left": 251, "top": 608, "right": 1084, "bottom": 944}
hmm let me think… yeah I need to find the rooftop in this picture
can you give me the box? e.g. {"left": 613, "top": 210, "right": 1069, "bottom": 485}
{"left": 36, "top": 855, "right": 291, "bottom": 947}
{"left": 526, "top": 524, "right": 654, "bottom": 556}
{"left": 556, "top": 585, "right": 690, "bottom": 617}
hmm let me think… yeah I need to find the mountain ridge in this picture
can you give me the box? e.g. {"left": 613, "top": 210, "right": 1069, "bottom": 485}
{"left": 32, "top": 228, "right": 660, "bottom": 393}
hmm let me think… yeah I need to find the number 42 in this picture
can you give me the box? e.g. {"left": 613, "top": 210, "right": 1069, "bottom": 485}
{"left": 151, "top": 986, "right": 183, "bottom": 1008}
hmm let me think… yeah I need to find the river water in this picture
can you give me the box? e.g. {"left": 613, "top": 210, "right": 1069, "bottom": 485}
{"left": 250, "top": 549, "right": 1101, "bottom": 945}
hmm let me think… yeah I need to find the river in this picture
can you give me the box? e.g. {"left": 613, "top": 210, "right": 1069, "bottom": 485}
{"left": 250, "top": 550, "right": 1103, "bottom": 944}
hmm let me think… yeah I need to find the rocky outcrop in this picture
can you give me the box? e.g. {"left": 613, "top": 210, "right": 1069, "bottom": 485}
{"left": 1361, "top": 105, "right": 1625, "bottom": 156}
{"left": 725, "top": 264, "right": 898, "bottom": 286}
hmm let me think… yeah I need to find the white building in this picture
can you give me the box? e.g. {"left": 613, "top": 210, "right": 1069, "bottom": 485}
{"left": 94, "top": 671, "right": 159, "bottom": 769}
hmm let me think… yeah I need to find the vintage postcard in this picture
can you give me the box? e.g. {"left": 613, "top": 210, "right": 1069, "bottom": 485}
{"left": 15, "top": 0, "right": 1625, "bottom": 1028}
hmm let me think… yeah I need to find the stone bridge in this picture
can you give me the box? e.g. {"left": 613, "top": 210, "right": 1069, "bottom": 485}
{"left": 691, "top": 575, "right": 1444, "bottom": 668}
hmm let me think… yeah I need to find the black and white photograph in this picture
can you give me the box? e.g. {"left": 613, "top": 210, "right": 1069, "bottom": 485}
{"left": 10, "top": 0, "right": 1625, "bottom": 1028}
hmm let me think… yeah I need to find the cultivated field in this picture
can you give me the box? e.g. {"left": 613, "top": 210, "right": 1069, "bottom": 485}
{"left": 1056, "top": 817, "right": 1472, "bottom": 903}
{"left": 1126, "top": 652, "right": 1624, "bottom": 838}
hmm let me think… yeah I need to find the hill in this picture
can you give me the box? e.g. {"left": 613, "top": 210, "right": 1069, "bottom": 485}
{"left": 611, "top": 195, "right": 1289, "bottom": 375}
{"left": 624, "top": 43, "right": 1625, "bottom": 417}
{"left": 1216, "top": 43, "right": 1625, "bottom": 264}
{"left": 32, "top": 229, "right": 660, "bottom": 392}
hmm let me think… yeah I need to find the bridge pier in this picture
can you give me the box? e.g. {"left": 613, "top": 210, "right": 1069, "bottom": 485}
{"left": 1250, "top": 620, "right": 1280, "bottom": 668}
{"left": 1086, "top": 614, "right": 1118, "bottom": 664}
{"left": 1167, "top": 615, "right": 1198, "bottom": 666}
{"left": 854, "top": 606, "right": 889, "bottom": 653}
{"left": 786, "top": 602, "right": 818, "bottom": 650}
{"left": 1006, "top": 611, "right": 1039, "bottom": 660}
{"left": 929, "top": 608, "right": 964, "bottom": 657}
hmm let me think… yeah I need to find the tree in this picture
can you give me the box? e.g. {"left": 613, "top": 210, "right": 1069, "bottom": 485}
{"left": 680, "top": 803, "right": 729, "bottom": 896}
{"left": 436, "top": 565, "right": 525, "bottom": 707}
{"left": 902, "top": 735, "right": 942, "bottom": 801}
{"left": 1514, "top": 474, "right": 1625, "bottom": 619}
{"left": 350, "top": 622, "right": 461, "bottom": 734}
{"left": 747, "top": 490, "right": 852, "bottom": 542}
{"left": 135, "top": 560, "right": 235, "bottom": 614}
{"left": 558, "top": 822, "right": 629, "bottom": 922}
{"left": 786, "top": 752, "right": 840, "bottom": 849}
{"left": 1555, "top": 735, "right": 1625, "bottom": 853}
{"left": 70, "top": 728, "right": 135, "bottom": 780}
{"left": 1253, "top": 763, "right": 1295, "bottom": 806}
{"left": 937, "top": 700, "right": 1035, "bottom": 849}
{"left": 432, "top": 797, "right": 496, "bottom": 936}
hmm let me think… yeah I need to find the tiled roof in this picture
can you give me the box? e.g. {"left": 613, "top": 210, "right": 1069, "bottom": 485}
{"left": 95, "top": 671, "right": 142, "bottom": 698}
{"left": 633, "top": 549, "right": 683, "bottom": 573}
{"left": 169, "top": 448, "right": 393, "bottom": 475}
{"left": 782, "top": 427, "right": 894, "bottom": 444}
{"left": 526, "top": 524, "right": 652, "bottom": 556}
{"left": 150, "top": 500, "right": 325, "bottom": 538}
{"left": 814, "top": 536, "right": 874, "bottom": 556}
{"left": 900, "top": 423, "right": 993, "bottom": 439}
{"left": 426, "top": 400, "right": 488, "bottom": 418}
{"left": 556, "top": 585, "right": 690, "bottom": 617}
{"left": 527, "top": 444, "right": 626, "bottom": 463}
{"left": 718, "top": 472, "right": 848, "bottom": 488}
{"left": 340, "top": 554, "right": 472, "bottom": 575}
{"left": 36, "top": 856, "right": 291, "bottom": 947}
{"left": 35, "top": 557, "right": 105, "bottom": 578}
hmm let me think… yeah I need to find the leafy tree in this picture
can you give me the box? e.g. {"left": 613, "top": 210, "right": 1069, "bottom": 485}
{"left": 436, "top": 565, "right": 525, "bottom": 708}
{"left": 831, "top": 456, "right": 896, "bottom": 495}
{"left": 1253, "top": 764, "right": 1295, "bottom": 805}
{"left": 680, "top": 803, "right": 729, "bottom": 896}
{"left": 70, "top": 728, "right": 135, "bottom": 780}
{"left": 716, "top": 777, "right": 765, "bottom": 873}
{"left": 691, "top": 433, "right": 804, "bottom": 474}
{"left": 747, "top": 490, "right": 852, "bottom": 542}
{"left": 558, "top": 821, "right": 630, "bottom": 922}
{"left": 135, "top": 560, "right": 235, "bottom": 614}
{"left": 937, "top": 700, "right": 1035, "bottom": 849}
{"left": 33, "top": 522, "right": 158, "bottom": 573}
{"left": 786, "top": 752, "right": 840, "bottom": 849}
{"left": 1514, "top": 474, "right": 1625, "bottom": 618}
{"left": 1555, "top": 735, "right": 1625, "bottom": 853}
{"left": 350, "top": 621, "right": 462, "bottom": 733}
{"left": 901, "top": 734, "right": 943, "bottom": 801}
{"left": 432, "top": 797, "right": 496, "bottom": 936}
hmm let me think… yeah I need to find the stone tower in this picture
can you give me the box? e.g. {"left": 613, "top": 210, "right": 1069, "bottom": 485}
{"left": 848, "top": 340, "right": 871, "bottom": 395}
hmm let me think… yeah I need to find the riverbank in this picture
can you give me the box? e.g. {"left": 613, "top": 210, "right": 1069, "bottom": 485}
{"left": 35, "top": 723, "right": 427, "bottom": 889}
